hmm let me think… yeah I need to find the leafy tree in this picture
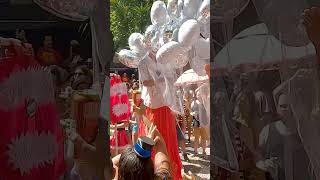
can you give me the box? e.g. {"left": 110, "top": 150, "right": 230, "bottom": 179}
{"left": 110, "top": 0, "right": 153, "bottom": 51}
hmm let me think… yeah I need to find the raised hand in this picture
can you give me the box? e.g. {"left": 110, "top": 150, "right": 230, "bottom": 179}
{"left": 146, "top": 123, "right": 161, "bottom": 144}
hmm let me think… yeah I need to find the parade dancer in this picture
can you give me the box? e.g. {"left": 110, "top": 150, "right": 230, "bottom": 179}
{"left": 137, "top": 51, "right": 183, "bottom": 180}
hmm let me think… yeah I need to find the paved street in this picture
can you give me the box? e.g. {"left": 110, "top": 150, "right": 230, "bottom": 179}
{"left": 179, "top": 138, "right": 210, "bottom": 180}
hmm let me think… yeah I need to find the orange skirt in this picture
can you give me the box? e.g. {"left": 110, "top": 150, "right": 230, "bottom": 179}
{"left": 138, "top": 106, "right": 182, "bottom": 180}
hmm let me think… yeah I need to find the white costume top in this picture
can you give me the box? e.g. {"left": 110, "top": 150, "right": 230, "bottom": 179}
{"left": 138, "top": 54, "right": 165, "bottom": 109}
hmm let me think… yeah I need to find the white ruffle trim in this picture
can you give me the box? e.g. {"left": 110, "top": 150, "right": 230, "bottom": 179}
{"left": 7, "top": 131, "right": 58, "bottom": 175}
{"left": 112, "top": 103, "right": 129, "bottom": 117}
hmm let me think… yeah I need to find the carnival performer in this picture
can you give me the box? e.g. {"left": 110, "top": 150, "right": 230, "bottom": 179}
{"left": 137, "top": 51, "right": 183, "bottom": 180}
{"left": 110, "top": 74, "right": 131, "bottom": 156}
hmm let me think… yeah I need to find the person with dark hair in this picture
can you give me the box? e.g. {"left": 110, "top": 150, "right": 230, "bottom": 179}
{"left": 37, "top": 35, "right": 63, "bottom": 66}
{"left": 112, "top": 123, "right": 172, "bottom": 180}
{"left": 122, "top": 73, "right": 129, "bottom": 83}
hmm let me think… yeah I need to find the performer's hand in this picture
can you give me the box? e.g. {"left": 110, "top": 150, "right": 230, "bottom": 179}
{"left": 146, "top": 123, "right": 161, "bottom": 144}
{"left": 146, "top": 123, "right": 167, "bottom": 153}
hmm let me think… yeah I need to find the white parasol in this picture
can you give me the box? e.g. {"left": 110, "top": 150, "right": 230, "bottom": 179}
{"left": 213, "top": 23, "right": 316, "bottom": 72}
{"left": 174, "top": 69, "right": 208, "bottom": 87}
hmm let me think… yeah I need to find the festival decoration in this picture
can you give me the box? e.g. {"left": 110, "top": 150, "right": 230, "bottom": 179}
{"left": 181, "top": 0, "right": 202, "bottom": 21}
{"left": 167, "top": 0, "right": 183, "bottom": 21}
{"left": 116, "top": 0, "right": 210, "bottom": 74}
{"left": 150, "top": 1, "right": 168, "bottom": 27}
{"left": 115, "top": 0, "right": 211, "bottom": 116}
{"left": 117, "top": 49, "right": 140, "bottom": 68}
{"left": 156, "top": 41, "right": 189, "bottom": 68}
{"left": 178, "top": 20, "right": 201, "bottom": 49}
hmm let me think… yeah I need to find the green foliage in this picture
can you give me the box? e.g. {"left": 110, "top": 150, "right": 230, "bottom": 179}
{"left": 110, "top": 0, "right": 153, "bottom": 51}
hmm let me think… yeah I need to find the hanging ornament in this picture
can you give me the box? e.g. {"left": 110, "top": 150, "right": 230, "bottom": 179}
{"left": 144, "top": 25, "right": 161, "bottom": 52}
{"left": 181, "top": 0, "right": 202, "bottom": 21}
{"left": 156, "top": 41, "right": 189, "bottom": 68}
{"left": 178, "top": 20, "right": 200, "bottom": 49}
{"left": 150, "top": 1, "right": 168, "bottom": 27}
{"left": 128, "top": 33, "right": 147, "bottom": 57}
{"left": 189, "top": 50, "right": 209, "bottom": 76}
{"left": 117, "top": 49, "right": 140, "bottom": 68}
{"left": 194, "top": 37, "right": 210, "bottom": 60}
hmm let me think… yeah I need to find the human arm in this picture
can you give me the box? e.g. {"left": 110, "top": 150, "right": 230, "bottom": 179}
{"left": 110, "top": 122, "right": 129, "bottom": 129}
{"left": 146, "top": 123, "right": 171, "bottom": 179}
{"left": 129, "top": 119, "right": 137, "bottom": 124}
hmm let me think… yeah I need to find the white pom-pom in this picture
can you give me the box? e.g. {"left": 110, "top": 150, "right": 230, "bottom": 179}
{"left": 182, "top": 0, "right": 202, "bottom": 19}
{"left": 128, "top": 33, "right": 146, "bottom": 55}
{"left": 178, "top": 20, "right": 200, "bottom": 48}
{"left": 117, "top": 49, "right": 140, "bottom": 68}
{"left": 145, "top": 25, "right": 161, "bottom": 51}
{"left": 194, "top": 38, "right": 210, "bottom": 60}
{"left": 167, "top": 0, "right": 181, "bottom": 18}
{"left": 156, "top": 41, "right": 189, "bottom": 68}
{"left": 189, "top": 55, "right": 209, "bottom": 76}
{"left": 150, "top": 1, "right": 168, "bottom": 26}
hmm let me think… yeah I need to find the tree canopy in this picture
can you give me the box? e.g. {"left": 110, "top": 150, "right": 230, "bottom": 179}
{"left": 110, "top": 0, "right": 153, "bottom": 51}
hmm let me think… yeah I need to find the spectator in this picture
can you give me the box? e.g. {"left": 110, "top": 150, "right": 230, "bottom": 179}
{"left": 176, "top": 114, "right": 189, "bottom": 161}
{"left": 122, "top": 73, "right": 129, "bottom": 83}
{"left": 70, "top": 66, "right": 93, "bottom": 90}
{"left": 37, "top": 35, "right": 63, "bottom": 66}
{"left": 191, "top": 90, "right": 209, "bottom": 157}
{"left": 64, "top": 40, "right": 85, "bottom": 70}
{"left": 131, "top": 74, "right": 137, "bottom": 83}
{"left": 112, "top": 123, "right": 171, "bottom": 180}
